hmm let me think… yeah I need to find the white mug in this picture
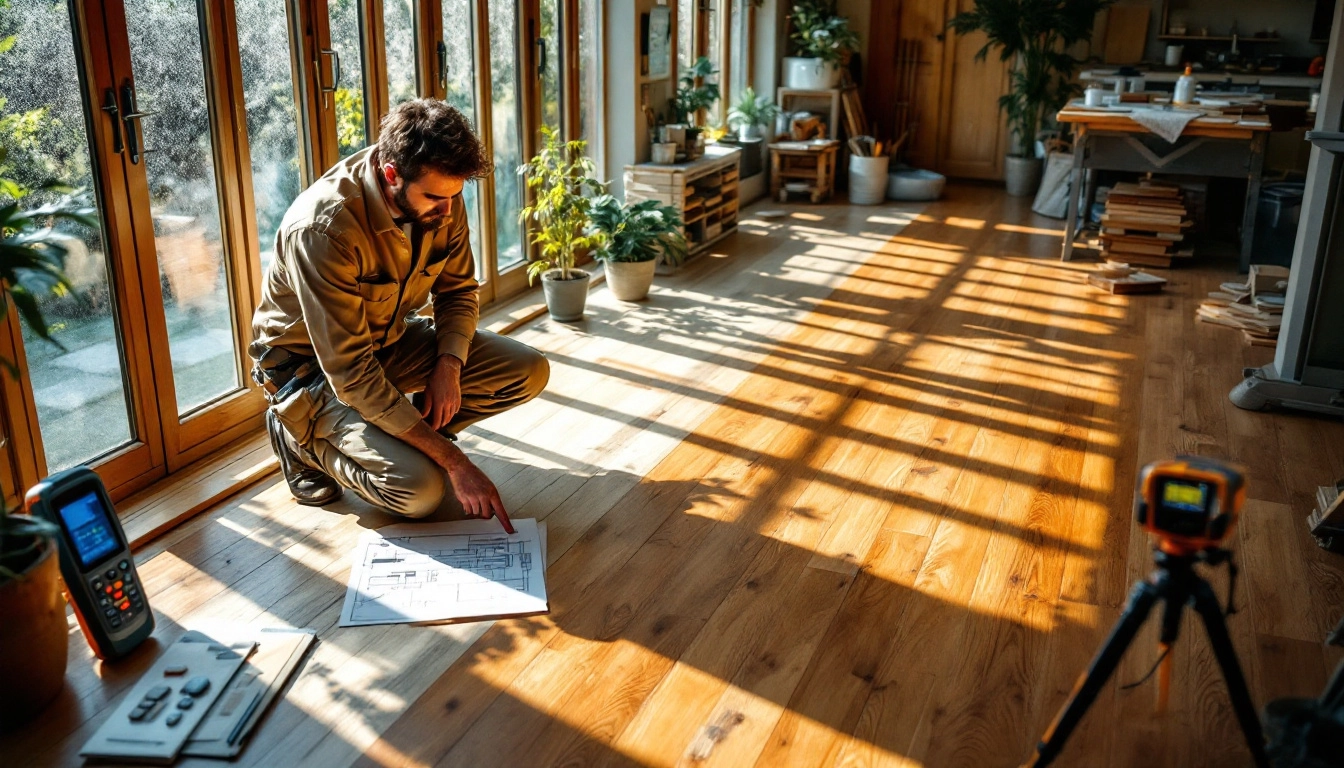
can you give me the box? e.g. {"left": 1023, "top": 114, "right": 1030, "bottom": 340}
{"left": 1165, "top": 45, "right": 1184, "bottom": 67}
{"left": 1085, "top": 86, "right": 1105, "bottom": 107}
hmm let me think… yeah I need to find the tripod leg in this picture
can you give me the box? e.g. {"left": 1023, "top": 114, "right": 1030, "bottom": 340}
{"left": 1027, "top": 579, "right": 1162, "bottom": 767}
{"left": 1190, "top": 579, "right": 1270, "bottom": 768}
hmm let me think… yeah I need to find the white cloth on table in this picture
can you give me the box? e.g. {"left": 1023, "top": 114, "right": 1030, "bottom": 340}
{"left": 1127, "top": 108, "right": 1200, "bottom": 143}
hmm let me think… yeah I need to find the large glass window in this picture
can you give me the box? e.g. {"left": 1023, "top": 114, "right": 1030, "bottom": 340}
{"left": 488, "top": 0, "right": 523, "bottom": 270}
{"left": 441, "top": 0, "right": 483, "bottom": 275}
{"left": 539, "top": 0, "right": 560, "bottom": 133}
{"left": 384, "top": 0, "right": 418, "bottom": 107}
{"left": 0, "top": 1, "right": 136, "bottom": 470}
{"left": 236, "top": 0, "right": 303, "bottom": 272}
{"left": 578, "top": 0, "right": 600, "bottom": 162}
{"left": 125, "top": 0, "right": 243, "bottom": 415}
{"left": 329, "top": 0, "right": 370, "bottom": 157}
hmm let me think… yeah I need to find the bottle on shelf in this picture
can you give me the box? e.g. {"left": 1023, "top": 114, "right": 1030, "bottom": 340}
{"left": 1173, "top": 65, "right": 1197, "bottom": 105}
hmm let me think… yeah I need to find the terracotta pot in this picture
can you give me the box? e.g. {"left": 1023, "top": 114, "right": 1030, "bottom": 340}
{"left": 541, "top": 269, "right": 590, "bottom": 322}
{"left": 0, "top": 541, "right": 68, "bottom": 730}
{"left": 605, "top": 259, "right": 659, "bottom": 302}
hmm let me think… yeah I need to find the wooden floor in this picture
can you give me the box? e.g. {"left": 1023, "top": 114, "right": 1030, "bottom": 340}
{"left": 8, "top": 185, "right": 1344, "bottom": 767}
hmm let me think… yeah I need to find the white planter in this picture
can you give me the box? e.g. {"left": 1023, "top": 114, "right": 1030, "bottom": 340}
{"left": 541, "top": 268, "right": 589, "bottom": 322}
{"left": 605, "top": 259, "right": 659, "bottom": 302}
{"left": 848, "top": 155, "right": 890, "bottom": 205}
{"left": 1004, "top": 155, "right": 1043, "bottom": 198}
{"left": 782, "top": 57, "right": 841, "bottom": 90}
{"left": 737, "top": 124, "right": 761, "bottom": 141}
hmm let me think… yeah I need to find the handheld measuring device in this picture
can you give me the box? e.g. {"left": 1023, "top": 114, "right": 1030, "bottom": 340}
{"left": 26, "top": 466, "right": 153, "bottom": 660}
{"left": 1134, "top": 455, "right": 1247, "bottom": 555}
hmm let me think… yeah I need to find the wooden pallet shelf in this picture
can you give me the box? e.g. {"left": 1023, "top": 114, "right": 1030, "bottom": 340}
{"left": 623, "top": 145, "right": 743, "bottom": 270}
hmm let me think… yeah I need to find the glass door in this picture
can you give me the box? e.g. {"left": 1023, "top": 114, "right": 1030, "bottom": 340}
{"left": 0, "top": 0, "right": 159, "bottom": 489}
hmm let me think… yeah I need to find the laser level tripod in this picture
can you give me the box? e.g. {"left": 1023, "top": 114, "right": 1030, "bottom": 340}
{"left": 1025, "top": 546, "right": 1268, "bottom": 767}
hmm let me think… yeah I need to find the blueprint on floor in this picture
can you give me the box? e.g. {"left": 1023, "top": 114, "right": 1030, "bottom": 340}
{"left": 339, "top": 518, "right": 548, "bottom": 627}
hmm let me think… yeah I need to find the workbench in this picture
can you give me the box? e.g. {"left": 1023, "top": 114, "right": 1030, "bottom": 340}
{"left": 1055, "top": 105, "right": 1272, "bottom": 270}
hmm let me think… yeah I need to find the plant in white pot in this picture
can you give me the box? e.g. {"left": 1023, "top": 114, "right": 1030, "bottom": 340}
{"left": 784, "top": 0, "right": 859, "bottom": 90}
{"left": 948, "top": 0, "right": 1112, "bottom": 197}
{"left": 520, "top": 127, "right": 604, "bottom": 322}
{"left": 0, "top": 156, "right": 92, "bottom": 729}
{"left": 727, "top": 87, "right": 780, "bottom": 141}
{"left": 672, "top": 56, "right": 721, "bottom": 158}
{"left": 588, "top": 195, "right": 688, "bottom": 303}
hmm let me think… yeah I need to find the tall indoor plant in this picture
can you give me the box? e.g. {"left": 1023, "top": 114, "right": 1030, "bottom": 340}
{"left": 0, "top": 155, "right": 91, "bottom": 729}
{"left": 784, "top": 0, "right": 859, "bottom": 89}
{"left": 519, "top": 127, "right": 604, "bottom": 322}
{"left": 727, "top": 87, "right": 780, "bottom": 140}
{"left": 589, "top": 196, "right": 687, "bottom": 302}
{"left": 948, "top": 0, "right": 1112, "bottom": 196}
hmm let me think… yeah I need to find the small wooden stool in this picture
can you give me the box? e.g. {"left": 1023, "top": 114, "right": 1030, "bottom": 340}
{"left": 769, "top": 141, "right": 840, "bottom": 203}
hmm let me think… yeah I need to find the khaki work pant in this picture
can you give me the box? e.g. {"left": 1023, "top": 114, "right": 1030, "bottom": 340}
{"left": 273, "top": 317, "right": 549, "bottom": 517}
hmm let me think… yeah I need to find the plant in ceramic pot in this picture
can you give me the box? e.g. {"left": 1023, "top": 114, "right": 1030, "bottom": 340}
{"left": 0, "top": 155, "right": 92, "bottom": 729}
{"left": 727, "top": 87, "right": 780, "bottom": 141}
{"left": 519, "top": 127, "right": 604, "bottom": 322}
{"left": 672, "top": 56, "right": 721, "bottom": 157}
{"left": 588, "top": 195, "right": 687, "bottom": 303}
{"left": 948, "top": 0, "right": 1112, "bottom": 196}
{"left": 784, "top": 0, "right": 859, "bottom": 89}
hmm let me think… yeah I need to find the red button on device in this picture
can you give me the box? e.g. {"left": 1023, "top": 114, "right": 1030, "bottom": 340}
{"left": 113, "top": 590, "right": 124, "bottom": 600}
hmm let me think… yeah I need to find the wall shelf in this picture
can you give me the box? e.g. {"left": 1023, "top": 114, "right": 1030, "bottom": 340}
{"left": 1157, "top": 35, "right": 1282, "bottom": 42}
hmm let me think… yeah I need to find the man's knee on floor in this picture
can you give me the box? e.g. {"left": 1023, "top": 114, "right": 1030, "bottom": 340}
{"left": 391, "top": 468, "right": 447, "bottom": 519}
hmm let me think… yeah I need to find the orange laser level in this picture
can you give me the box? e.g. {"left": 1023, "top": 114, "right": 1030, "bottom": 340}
{"left": 1135, "top": 455, "right": 1246, "bottom": 555}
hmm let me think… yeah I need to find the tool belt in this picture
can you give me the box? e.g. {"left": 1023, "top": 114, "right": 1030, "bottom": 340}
{"left": 251, "top": 346, "right": 322, "bottom": 405}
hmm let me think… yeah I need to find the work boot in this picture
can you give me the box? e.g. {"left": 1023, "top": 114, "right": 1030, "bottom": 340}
{"left": 266, "top": 410, "right": 343, "bottom": 506}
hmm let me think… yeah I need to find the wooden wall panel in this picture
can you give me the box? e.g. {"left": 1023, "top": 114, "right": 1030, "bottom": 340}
{"left": 937, "top": 19, "right": 1009, "bottom": 180}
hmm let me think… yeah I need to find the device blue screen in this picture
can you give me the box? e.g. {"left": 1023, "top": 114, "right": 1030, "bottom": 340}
{"left": 58, "top": 491, "right": 120, "bottom": 569}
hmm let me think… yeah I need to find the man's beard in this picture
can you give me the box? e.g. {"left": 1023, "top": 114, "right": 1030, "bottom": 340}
{"left": 392, "top": 184, "right": 448, "bottom": 231}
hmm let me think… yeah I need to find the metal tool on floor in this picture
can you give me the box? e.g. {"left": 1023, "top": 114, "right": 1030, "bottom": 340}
{"left": 1025, "top": 456, "right": 1269, "bottom": 768}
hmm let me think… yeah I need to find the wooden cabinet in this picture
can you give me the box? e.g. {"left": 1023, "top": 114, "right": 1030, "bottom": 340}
{"left": 623, "top": 146, "right": 742, "bottom": 263}
{"left": 865, "top": 0, "right": 1010, "bottom": 180}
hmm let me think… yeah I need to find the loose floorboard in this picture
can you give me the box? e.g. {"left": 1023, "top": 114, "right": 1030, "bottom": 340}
{"left": 6, "top": 185, "right": 1343, "bottom": 768}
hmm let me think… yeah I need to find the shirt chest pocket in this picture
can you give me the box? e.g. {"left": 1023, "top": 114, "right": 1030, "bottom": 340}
{"left": 357, "top": 278, "right": 400, "bottom": 326}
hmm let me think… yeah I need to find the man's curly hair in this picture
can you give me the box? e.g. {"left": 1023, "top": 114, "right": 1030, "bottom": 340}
{"left": 378, "top": 99, "right": 491, "bottom": 182}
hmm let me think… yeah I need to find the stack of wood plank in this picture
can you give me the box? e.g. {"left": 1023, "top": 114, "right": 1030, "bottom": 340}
{"left": 1099, "top": 182, "right": 1193, "bottom": 268}
{"left": 1195, "top": 265, "right": 1289, "bottom": 346}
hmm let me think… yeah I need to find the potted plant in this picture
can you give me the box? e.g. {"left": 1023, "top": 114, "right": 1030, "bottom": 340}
{"left": 727, "top": 87, "right": 780, "bottom": 141}
{"left": 0, "top": 156, "right": 91, "bottom": 728}
{"left": 519, "top": 127, "right": 605, "bottom": 322}
{"left": 672, "top": 56, "right": 721, "bottom": 158}
{"left": 588, "top": 195, "right": 688, "bottom": 302}
{"left": 784, "top": 0, "right": 859, "bottom": 89}
{"left": 948, "top": 0, "right": 1112, "bottom": 196}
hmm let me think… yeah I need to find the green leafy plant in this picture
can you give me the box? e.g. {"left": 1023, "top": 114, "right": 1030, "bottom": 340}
{"left": 948, "top": 0, "right": 1113, "bottom": 158}
{"left": 727, "top": 87, "right": 781, "bottom": 133}
{"left": 518, "top": 126, "right": 605, "bottom": 284}
{"left": 672, "top": 56, "right": 721, "bottom": 126}
{"left": 0, "top": 149, "right": 87, "bottom": 583}
{"left": 588, "top": 195, "right": 688, "bottom": 266}
{"left": 789, "top": 1, "right": 860, "bottom": 64}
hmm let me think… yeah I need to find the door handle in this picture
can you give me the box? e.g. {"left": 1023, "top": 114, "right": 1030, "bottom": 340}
{"left": 438, "top": 41, "right": 448, "bottom": 90}
{"left": 319, "top": 47, "right": 341, "bottom": 93}
{"left": 101, "top": 89, "right": 123, "bottom": 155}
{"left": 119, "top": 82, "right": 157, "bottom": 165}
{"left": 536, "top": 37, "right": 546, "bottom": 77}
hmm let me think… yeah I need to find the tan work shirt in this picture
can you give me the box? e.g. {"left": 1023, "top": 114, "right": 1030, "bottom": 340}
{"left": 250, "top": 146, "right": 479, "bottom": 438}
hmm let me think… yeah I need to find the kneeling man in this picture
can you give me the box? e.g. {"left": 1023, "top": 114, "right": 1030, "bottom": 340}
{"left": 250, "top": 99, "right": 547, "bottom": 532}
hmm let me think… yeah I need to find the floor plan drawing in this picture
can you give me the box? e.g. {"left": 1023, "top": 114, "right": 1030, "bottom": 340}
{"left": 340, "top": 518, "right": 548, "bottom": 626}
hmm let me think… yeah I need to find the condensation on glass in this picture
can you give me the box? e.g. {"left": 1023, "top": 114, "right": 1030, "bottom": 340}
{"left": 441, "top": 0, "right": 484, "bottom": 280}
{"left": 384, "top": 0, "right": 417, "bottom": 107}
{"left": 124, "top": 0, "right": 242, "bottom": 415}
{"left": 328, "top": 0, "right": 370, "bottom": 157}
{"left": 0, "top": 2, "right": 136, "bottom": 470}
{"left": 236, "top": 0, "right": 302, "bottom": 273}
{"left": 677, "top": 0, "right": 695, "bottom": 71}
{"left": 488, "top": 0, "right": 523, "bottom": 270}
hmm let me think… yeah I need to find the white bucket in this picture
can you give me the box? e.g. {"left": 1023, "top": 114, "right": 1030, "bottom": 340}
{"left": 782, "top": 57, "right": 841, "bottom": 90}
{"left": 849, "top": 155, "right": 890, "bottom": 205}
